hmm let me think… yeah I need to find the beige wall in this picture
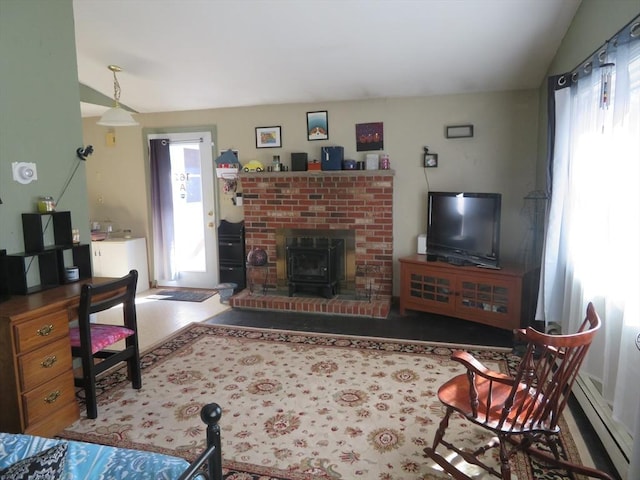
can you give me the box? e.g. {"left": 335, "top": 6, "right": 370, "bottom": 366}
{"left": 83, "top": 90, "right": 540, "bottom": 292}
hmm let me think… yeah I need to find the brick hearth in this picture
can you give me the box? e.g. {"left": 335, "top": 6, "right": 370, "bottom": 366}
{"left": 230, "top": 170, "right": 394, "bottom": 318}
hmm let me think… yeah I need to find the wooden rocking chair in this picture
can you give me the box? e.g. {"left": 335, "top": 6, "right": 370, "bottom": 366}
{"left": 424, "top": 302, "right": 614, "bottom": 480}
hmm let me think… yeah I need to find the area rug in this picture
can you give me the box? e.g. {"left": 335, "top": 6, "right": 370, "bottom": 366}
{"left": 60, "top": 324, "right": 582, "bottom": 480}
{"left": 151, "top": 289, "right": 216, "bottom": 302}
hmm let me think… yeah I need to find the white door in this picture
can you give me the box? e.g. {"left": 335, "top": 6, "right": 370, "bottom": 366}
{"left": 148, "top": 131, "right": 219, "bottom": 288}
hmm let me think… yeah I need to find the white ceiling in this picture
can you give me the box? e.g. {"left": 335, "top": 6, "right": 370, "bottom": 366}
{"left": 73, "top": 0, "right": 581, "bottom": 118}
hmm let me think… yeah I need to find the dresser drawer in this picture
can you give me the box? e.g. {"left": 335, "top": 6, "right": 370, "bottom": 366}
{"left": 23, "top": 370, "right": 76, "bottom": 428}
{"left": 14, "top": 310, "right": 69, "bottom": 353}
{"left": 19, "top": 336, "right": 72, "bottom": 392}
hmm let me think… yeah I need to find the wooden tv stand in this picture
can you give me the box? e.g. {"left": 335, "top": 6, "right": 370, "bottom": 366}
{"left": 399, "top": 255, "right": 528, "bottom": 331}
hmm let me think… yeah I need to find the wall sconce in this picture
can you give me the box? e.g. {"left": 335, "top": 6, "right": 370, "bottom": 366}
{"left": 12, "top": 162, "right": 38, "bottom": 184}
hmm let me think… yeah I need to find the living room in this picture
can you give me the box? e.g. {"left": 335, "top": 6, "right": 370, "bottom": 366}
{"left": 1, "top": 1, "right": 638, "bottom": 479}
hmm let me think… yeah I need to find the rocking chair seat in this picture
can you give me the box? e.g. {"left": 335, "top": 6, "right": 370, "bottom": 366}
{"left": 438, "top": 352, "right": 556, "bottom": 434}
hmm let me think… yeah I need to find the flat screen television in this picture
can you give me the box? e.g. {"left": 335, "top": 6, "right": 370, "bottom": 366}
{"left": 426, "top": 191, "right": 501, "bottom": 267}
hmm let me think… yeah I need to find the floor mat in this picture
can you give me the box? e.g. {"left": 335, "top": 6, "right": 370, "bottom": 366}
{"left": 151, "top": 289, "right": 216, "bottom": 302}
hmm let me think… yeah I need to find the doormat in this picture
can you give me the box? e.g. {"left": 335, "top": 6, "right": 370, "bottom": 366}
{"left": 152, "top": 289, "right": 216, "bottom": 302}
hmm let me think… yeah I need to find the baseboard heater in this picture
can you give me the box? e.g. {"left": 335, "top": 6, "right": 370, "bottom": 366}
{"left": 573, "top": 374, "right": 632, "bottom": 479}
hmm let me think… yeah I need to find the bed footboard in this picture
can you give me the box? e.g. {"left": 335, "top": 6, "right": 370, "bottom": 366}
{"left": 178, "top": 403, "right": 223, "bottom": 480}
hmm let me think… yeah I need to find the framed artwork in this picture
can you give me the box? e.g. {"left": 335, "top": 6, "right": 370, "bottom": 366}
{"left": 307, "top": 111, "right": 329, "bottom": 141}
{"left": 424, "top": 153, "right": 438, "bottom": 168}
{"left": 255, "top": 126, "right": 282, "bottom": 148}
{"left": 356, "top": 122, "right": 384, "bottom": 151}
{"left": 446, "top": 124, "right": 474, "bottom": 139}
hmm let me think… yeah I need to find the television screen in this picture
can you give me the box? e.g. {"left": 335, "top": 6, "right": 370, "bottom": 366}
{"left": 427, "top": 192, "right": 501, "bottom": 266}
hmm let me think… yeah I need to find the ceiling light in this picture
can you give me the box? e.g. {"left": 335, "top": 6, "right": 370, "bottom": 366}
{"left": 97, "top": 65, "right": 139, "bottom": 127}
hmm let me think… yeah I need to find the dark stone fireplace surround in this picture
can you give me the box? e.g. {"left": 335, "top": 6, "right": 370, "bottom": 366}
{"left": 230, "top": 170, "right": 394, "bottom": 318}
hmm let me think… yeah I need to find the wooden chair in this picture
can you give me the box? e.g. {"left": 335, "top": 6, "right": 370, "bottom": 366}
{"left": 69, "top": 270, "right": 141, "bottom": 419}
{"left": 424, "top": 302, "right": 614, "bottom": 480}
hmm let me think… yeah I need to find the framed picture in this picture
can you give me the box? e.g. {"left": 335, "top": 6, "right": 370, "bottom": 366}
{"left": 424, "top": 153, "right": 438, "bottom": 168}
{"left": 355, "top": 122, "right": 384, "bottom": 151}
{"left": 307, "top": 111, "right": 328, "bottom": 141}
{"left": 255, "top": 126, "right": 282, "bottom": 148}
{"left": 445, "top": 124, "right": 474, "bottom": 139}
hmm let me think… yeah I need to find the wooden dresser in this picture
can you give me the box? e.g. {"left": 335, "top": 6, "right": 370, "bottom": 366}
{"left": 0, "top": 278, "right": 111, "bottom": 436}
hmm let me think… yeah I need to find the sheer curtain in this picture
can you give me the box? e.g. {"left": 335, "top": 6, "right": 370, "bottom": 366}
{"left": 538, "top": 19, "right": 639, "bottom": 478}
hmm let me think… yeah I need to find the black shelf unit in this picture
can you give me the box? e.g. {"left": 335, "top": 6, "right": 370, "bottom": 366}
{"left": 1, "top": 211, "right": 92, "bottom": 295}
{"left": 218, "top": 220, "right": 245, "bottom": 292}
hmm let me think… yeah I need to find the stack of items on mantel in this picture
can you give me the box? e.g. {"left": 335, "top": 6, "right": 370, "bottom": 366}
{"left": 290, "top": 147, "right": 392, "bottom": 172}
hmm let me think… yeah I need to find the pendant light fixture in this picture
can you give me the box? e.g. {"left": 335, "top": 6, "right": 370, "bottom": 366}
{"left": 97, "top": 65, "right": 139, "bottom": 127}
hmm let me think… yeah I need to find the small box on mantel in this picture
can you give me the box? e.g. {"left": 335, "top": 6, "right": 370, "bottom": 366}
{"left": 308, "top": 159, "right": 321, "bottom": 171}
{"left": 321, "top": 146, "right": 344, "bottom": 171}
{"left": 291, "top": 152, "right": 308, "bottom": 171}
{"left": 366, "top": 154, "right": 379, "bottom": 170}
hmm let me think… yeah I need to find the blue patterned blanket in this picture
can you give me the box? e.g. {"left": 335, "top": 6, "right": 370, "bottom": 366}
{"left": 0, "top": 432, "right": 189, "bottom": 479}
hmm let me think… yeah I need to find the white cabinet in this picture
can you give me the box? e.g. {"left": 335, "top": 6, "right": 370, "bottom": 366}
{"left": 91, "top": 238, "right": 150, "bottom": 292}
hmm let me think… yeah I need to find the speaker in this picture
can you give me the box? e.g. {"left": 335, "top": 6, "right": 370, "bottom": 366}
{"left": 417, "top": 234, "right": 427, "bottom": 254}
{"left": 291, "top": 152, "right": 308, "bottom": 171}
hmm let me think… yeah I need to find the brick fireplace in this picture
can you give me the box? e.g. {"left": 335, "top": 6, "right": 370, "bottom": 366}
{"left": 230, "top": 170, "right": 394, "bottom": 318}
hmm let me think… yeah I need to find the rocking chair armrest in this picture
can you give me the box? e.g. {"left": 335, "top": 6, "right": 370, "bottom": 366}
{"left": 451, "top": 350, "right": 515, "bottom": 385}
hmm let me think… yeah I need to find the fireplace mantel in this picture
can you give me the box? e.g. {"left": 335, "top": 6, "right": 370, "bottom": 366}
{"left": 232, "top": 170, "right": 394, "bottom": 318}
{"left": 238, "top": 169, "right": 395, "bottom": 180}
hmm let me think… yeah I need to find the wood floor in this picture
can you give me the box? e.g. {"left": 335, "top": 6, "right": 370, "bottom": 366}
{"left": 99, "top": 288, "right": 620, "bottom": 480}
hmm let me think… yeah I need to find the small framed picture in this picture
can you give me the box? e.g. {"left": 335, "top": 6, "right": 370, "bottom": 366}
{"left": 307, "top": 111, "right": 328, "bottom": 141}
{"left": 446, "top": 124, "right": 474, "bottom": 139}
{"left": 425, "top": 153, "right": 438, "bottom": 168}
{"left": 255, "top": 126, "right": 282, "bottom": 148}
{"left": 356, "top": 122, "right": 384, "bottom": 151}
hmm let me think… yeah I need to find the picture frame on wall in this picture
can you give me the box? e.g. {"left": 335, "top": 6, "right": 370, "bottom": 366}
{"left": 255, "top": 126, "right": 282, "bottom": 148}
{"left": 355, "top": 122, "right": 384, "bottom": 151}
{"left": 306, "top": 111, "right": 329, "bottom": 141}
{"left": 445, "top": 124, "right": 474, "bottom": 139}
{"left": 424, "top": 153, "right": 438, "bottom": 168}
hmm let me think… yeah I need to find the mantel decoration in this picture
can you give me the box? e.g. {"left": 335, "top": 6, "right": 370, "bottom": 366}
{"left": 255, "top": 126, "right": 282, "bottom": 148}
{"left": 306, "top": 111, "right": 328, "bottom": 141}
{"left": 214, "top": 149, "right": 241, "bottom": 194}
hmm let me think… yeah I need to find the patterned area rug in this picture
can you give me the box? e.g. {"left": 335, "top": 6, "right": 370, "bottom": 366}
{"left": 59, "top": 324, "right": 582, "bottom": 480}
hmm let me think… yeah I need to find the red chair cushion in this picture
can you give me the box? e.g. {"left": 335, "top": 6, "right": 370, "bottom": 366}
{"left": 69, "top": 324, "right": 135, "bottom": 354}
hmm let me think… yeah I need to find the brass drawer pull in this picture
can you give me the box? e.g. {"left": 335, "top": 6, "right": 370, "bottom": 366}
{"left": 40, "top": 355, "right": 57, "bottom": 368}
{"left": 44, "top": 390, "right": 61, "bottom": 404}
{"left": 37, "top": 324, "right": 54, "bottom": 336}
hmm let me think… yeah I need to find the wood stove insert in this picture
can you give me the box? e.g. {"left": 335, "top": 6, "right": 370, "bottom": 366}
{"left": 286, "top": 237, "right": 344, "bottom": 298}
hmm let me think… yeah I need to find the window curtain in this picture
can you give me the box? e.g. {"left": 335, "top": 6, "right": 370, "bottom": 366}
{"left": 537, "top": 18, "right": 639, "bottom": 477}
{"left": 149, "top": 139, "right": 177, "bottom": 281}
